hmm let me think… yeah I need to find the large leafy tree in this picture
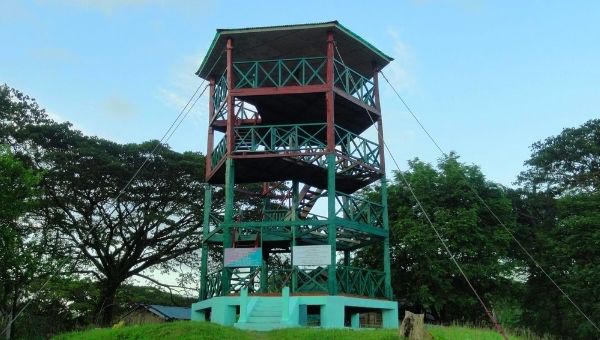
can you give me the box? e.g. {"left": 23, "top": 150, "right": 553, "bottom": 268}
{"left": 0, "top": 84, "right": 211, "bottom": 326}
{"left": 40, "top": 135, "right": 207, "bottom": 325}
{"left": 357, "top": 154, "right": 517, "bottom": 324}
{"left": 0, "top": 147, "right": 51, "bottom": 340}
{"left": 517, "top": 119, "right": 600, "bottom": 339}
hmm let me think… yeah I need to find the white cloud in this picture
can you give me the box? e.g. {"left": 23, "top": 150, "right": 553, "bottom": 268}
{"left": 158, "top": 51, "right": 209, "bottom": 128}
{"left": 384, "top": 27, "right": 414, "bottom": 91}
{"left": 104, "top": 95, "right": 137, "bottom": 119}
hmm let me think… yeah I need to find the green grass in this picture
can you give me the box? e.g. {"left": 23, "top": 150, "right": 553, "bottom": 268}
{"left": 53, "top": 321, "right": 525, "bottom": 340}
{"left": 429, "top": 325, "right": 523, "bottom": 340}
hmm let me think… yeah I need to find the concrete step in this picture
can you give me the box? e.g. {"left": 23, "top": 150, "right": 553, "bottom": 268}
{"left": 235, "top": 322, "right": 288, "bottom": 331}
{"left": 247, "top": 316, "right": 282, "bottom": 324}
{"left": 250, "top": 309, "right": 281, "bottom": 317}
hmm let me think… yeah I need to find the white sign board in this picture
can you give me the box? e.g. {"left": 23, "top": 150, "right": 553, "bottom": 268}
{"left": 293, "top": 245, "right": 332, "bottom": 266}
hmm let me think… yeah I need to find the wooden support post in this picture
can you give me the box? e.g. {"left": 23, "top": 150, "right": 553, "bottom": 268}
{"left": 373, "top": 65, "right": 386, "bottom": 173}
{"left": 226, "top": 37, "right": 235, "bottom": 154}
{"left": 326, "top": 31, "right": 335, "bottom": 153}
{"left": 206, "top": 77, "right": 215, "bottom": 178}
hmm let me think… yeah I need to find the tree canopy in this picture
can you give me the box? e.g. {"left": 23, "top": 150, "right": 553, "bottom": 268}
{"left": 357, "top": 154, "right": 517, "bottom": 323}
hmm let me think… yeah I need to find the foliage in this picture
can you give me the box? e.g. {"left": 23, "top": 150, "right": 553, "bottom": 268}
{"left": 0, "top": 84, "right": 209, "bottom": 328}
{"left": 516, "top": 119, "right": 600, "bottom": 339}
{"left": 357, "top": 154, "right": 518, "bottom": 324}
{"left": 518, "top": 119, "right": 600, "bottom": 194}
{"left": 0, "top": 146, "right": 53, "bottom": 339}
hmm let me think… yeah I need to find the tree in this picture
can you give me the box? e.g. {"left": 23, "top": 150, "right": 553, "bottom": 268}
{"left": 0, "top": 84, "right": 211, "bottom": 326}
{"left": 357, "top": 154, "right": 517, "bottom": 324}
{"left": 39, "top": 134, "right": 207, "bottom": 325}
{"left": 519, "top": 119, "right": 600, "bottom": 194}
{"left": 0, "top": 147, "right": 50, "bottom": 340}
{"left": 517, "top": 119, "right": 600, "bottom": 339}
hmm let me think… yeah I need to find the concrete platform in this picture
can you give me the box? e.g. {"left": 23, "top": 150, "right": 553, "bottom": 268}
{"left": 191, "top": 287, "right": 398, "bottom": 331}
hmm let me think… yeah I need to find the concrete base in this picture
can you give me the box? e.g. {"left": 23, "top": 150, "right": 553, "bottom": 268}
{"left": 191, "top": 289, "right": 398, "bottom": 331}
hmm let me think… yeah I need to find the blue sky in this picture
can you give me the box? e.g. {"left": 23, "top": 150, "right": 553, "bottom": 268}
{"left": 2, "top": 0, "right": 599, "bottom": 187}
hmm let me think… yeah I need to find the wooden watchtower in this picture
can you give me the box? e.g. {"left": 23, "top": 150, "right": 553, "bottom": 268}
{"left": 192, "top": 21, "right": 398, "bottom": 330}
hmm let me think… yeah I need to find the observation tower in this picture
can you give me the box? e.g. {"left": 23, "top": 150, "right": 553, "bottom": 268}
{"left": 191, "top": 21, "right": 398, "bottom": 330}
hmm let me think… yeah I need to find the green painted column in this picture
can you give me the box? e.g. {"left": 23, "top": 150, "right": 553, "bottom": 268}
{"left": 343, "top": 250, "right": 350, "bottom": 267}
{"left": 291, "top": 180, "right": 299, "bottom": 292}
{"left": 260, "top": 245, "right": 268, "bottom": 292}
{"left": 222, "top": 158, "right": 235, "bottom": 295}
{"left": 200, "top": 184, "right": 212, "bottom": 300}
{"left": 326, "top": 154, "right": 337, "bottom": 295}
{"left": 260, "top": 195, "right": 268, "bottom": 293}
{"left": 381, "top": 176, "right": 392, "bottom": 299}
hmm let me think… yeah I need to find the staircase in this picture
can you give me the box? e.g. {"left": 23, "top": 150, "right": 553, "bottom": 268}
{"left": 297, "top": 185, "right": 324, "bottom": 218}
{"left": 235, "top": 297, "right": 286, "bottom": 331}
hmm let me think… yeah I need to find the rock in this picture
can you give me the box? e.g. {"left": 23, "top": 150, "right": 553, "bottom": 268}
{"left": 399, "top": 311, "right": 432, "bottom": 340}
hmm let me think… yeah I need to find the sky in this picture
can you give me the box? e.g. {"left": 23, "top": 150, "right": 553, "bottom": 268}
{"left": 1, "top": 0, "right": 599, "bottom": 187}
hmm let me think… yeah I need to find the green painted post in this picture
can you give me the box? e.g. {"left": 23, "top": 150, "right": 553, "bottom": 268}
{"left": 260, "top": 244, "right": 268, "bottom": 292}
{"left": 222, "top": 158, "right": 235, "bottom": 295}
{"left": 200, "top": 185, "right": 212, "bottom": 300}
{"left": 281, "top": 286, "right": 290, "bottom": 322}
{"left": 326, "top": 154, "right": 337, "bottom": 295}
{"left": 260, "top": 191, "right": 268, "bottom": 293}
{"left": 239, "top": 287, "right": 248, "bottom": 323}
{"left": 381, "top": 176, "right": 392, "bottom": 299}
{"left": 291, "top": 180, "right": 299, "bottom": 293}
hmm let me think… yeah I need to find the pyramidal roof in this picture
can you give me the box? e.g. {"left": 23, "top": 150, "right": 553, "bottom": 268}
{"left": 196, "top": 21, "right": 393, "bottom": 80}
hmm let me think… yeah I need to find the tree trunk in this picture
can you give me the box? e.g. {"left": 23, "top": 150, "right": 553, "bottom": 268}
{"left": 94, "top": 280, "right": 121, "bottom": 327}
{"left": 4, "top": 309, "right": 12, "bottom": 340}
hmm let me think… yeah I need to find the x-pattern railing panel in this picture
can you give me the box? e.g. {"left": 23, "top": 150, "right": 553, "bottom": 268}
{"left": 333, "top": 59, "right": 376, "bottom": 108}
{"left": 335, "top": 126, "right": 381, "bottom": 169}
{"left": 212, "top": 74, "right": 228, "bottom": 120}
{"left": 267, "top": 268, "right": 293, "bottom": 293}
{"left": 230, "top": 267, "right": 261, "bottom": 293}
{"left": 233, "top": 123, "right": 327, "bottom": 153}
{"left": 336, "top": 193, "right": 384, "bottom": 228}
{"left": 233, "top": 57, "right": 327, "bottom": 88}
{"left": 295, "top": 266, "right": 328, "bottom": 293}
{"left": 211, "top": 137, "right": 227, "bottom": 168}
{"left": 234, "top": 100, "right": 259, "bottom": 120}
{"left": 336, "top": 265, "right": 385, "bottom": 297}
{"left": 205, "top": 269, "right": 223, "bottom": 299}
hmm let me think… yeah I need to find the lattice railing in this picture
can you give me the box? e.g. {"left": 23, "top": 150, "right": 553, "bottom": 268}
{"left": 230, "top": 267, "right": 261, "bottom": 293}
{"left": 295, "top": 266, "right": 329, "bottom": 293}
{"left": 266, "top": 268, "right": 293, "bottom": 293}
{"left": 233, "top": 57, "right": 327, "bottom": 88}
{"left": 222, "top": 57, "right": 375, "bottom": 108}
{"left": 334, "top": 125, "right": 380, "bottom": 169}
{"left": 333, "top": 59, "right": 376, "bottom": 107}
{"left": 205, "top": 269, "right": 222, "bottom": 299}
{"left": 212, "top": 74, "right": 227, "bottom": 120}
{"left": 211, "top": 137, "right": 227, "bottom": 168}
{"left": 336, "top": 192, "right": 384, "bottom": 228}
{"left": 262, "top": 209, "right": 290, "bottom": 222}
{"left": 232, "top": 123, "right": 327, "bottom": 153}
{"left": 211, "top": 123, "right": 381, "bottom": 176}
{"left": 336, "top": 265, "right": 385, "bottom": 297}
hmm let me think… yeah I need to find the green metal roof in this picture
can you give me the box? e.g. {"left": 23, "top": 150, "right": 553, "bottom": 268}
{"left": 196, "top": 21, "right": 393, "bottom": 80}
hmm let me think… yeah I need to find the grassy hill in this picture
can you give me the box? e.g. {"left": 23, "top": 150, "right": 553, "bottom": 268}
{"left": 53, "top": 321, "right": 526, "bottom": 340}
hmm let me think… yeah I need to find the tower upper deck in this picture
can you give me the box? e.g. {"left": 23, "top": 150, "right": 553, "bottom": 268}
{"left": 197, "top": 21, "right": 393, "bottom": 80}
